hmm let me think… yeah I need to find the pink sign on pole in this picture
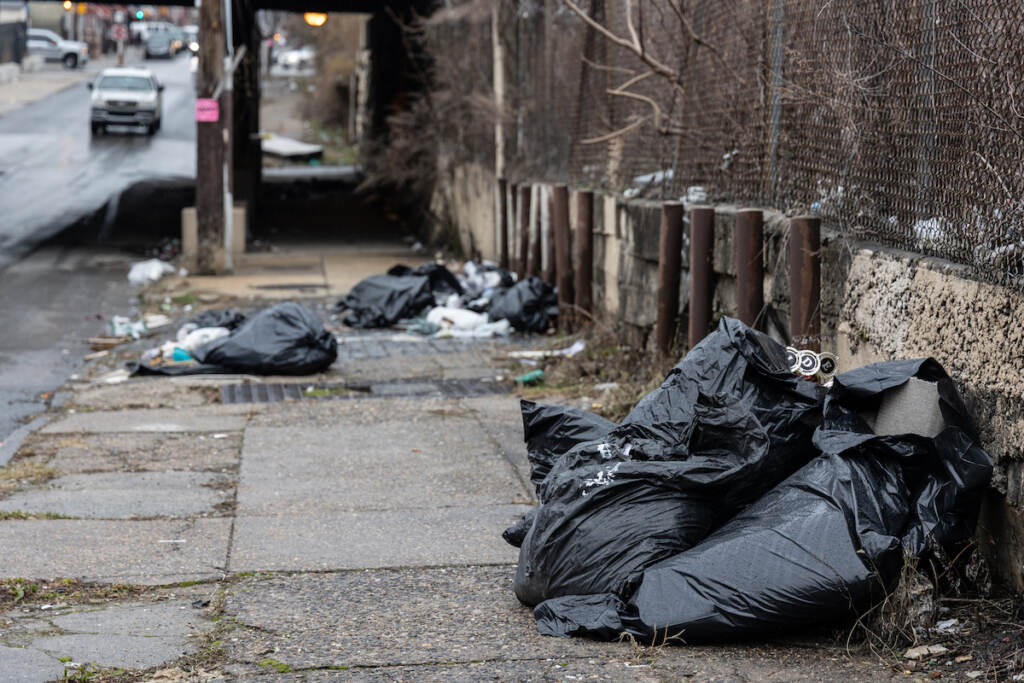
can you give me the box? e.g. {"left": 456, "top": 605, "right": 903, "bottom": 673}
{"left": 195, "top": 98, "right": 220, "bottom": 123}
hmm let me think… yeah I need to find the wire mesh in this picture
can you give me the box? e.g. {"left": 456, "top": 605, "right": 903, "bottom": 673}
{"left": 424, "top": 0, "right": 1024, "bottom": 287}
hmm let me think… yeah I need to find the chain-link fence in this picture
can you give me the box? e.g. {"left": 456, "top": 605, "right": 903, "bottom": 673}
{"left": 424, "top": 0, "right": 1024, "bottom": 287}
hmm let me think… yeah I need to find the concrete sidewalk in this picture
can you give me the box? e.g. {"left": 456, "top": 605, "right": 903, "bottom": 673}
{"left": 0, "top": 245, "right": 897, "bottom": 681}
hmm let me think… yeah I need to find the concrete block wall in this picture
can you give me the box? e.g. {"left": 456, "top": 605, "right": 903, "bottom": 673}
{"left": 434, "top": 165, "right": 1024, "bottom": 589}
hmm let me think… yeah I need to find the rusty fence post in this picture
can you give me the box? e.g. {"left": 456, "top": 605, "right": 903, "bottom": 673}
{"left": 574, "top": 190, "right": 594, "bottom": 320}
{"left": 688, "top": 206, "right": 715, "bottom": 349}
{"left": 543, "top": 188, "right": 557, "bottom": 284}
{"left": 735, "top": 208, "right": 764, "bottom": 328}
{"left": 529, "top": 186, "right": 543, "bottom": 278}
{"left": 498, "top": 178, "right": 509, "bottom": 270}
{"left": 789, "top": 215, "right": 821, "bottom": 351}
{"left": 552, "top": 184, "right": 575, "bottom": 329}
{"left": 656, "top": 202, "right": 684, "bottom": 355}
{"left": 518, "top": 185, "right": 531, "bottom": 279}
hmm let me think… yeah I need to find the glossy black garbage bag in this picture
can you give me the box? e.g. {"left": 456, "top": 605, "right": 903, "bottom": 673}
{"left": 336, "top": 272, "right": 434, "bottom": 329}
{"left": 534, "top": 357, "right": 992, "bottom": 642}
{"left": 502, "top": 402, "right": 616, "bottom": 549}
{"left": 487, "top": 277, "right": 558, "bottom": 333}
{"left": 514, "top": 318, "right": 825, "bottom": 607}
{"left": 132, "top": 302, "right": 337, "bottom": 376}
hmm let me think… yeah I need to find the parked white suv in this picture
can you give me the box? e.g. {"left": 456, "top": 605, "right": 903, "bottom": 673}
{"left": 88, "top": 67, "right": 164, "bottom": 136}
{"left": 27, "top": 28, "right": 89, "bottom": 69}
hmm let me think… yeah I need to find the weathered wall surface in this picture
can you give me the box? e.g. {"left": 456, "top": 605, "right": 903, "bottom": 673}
{"left": 434, "top": 166, "right": 1024, "bottom": 589}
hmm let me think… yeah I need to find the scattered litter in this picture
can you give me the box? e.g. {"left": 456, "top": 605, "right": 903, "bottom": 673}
{"left": 88, "top": 336, "right": 128, "bottom": 351}
{"left": 935, "top": 618, "right": 959, "bottom": 633}
{"left": 955, "top": 655, "right": 973, "bottom": 663}
{"left": 508, "top": 340, "right": 586, "bottom": 360}
{"left": 83, "top": 350, "right": 109, "bottom": 361}
{"left": 108, "top": 316, "right": 148, "bottom": 339}
{"left": 904, "top": 644, "right": 948, "bottom": 660}
{"left": 515, "top": 369, "right": 545, "bottom": 386}
{"left": 128, "top": 259, "right": 176, "bottom": 286}
{"left": 336, "top": 261, "right": 557, "bottom": 333}
{"left": 211, "top": 433, "right": 228, "bottom": 439}
{"left": 511, "top": 317, "right": 992, "bottom": 642}
{"left": 144, "top": 314, "right": 172, "bottom": 330}
{"left": 95, "top": 369, "right": 130, "bottom": 385}
{"left": 176, "top": 327, "right": 231, "bottom": 353}
{"left": 133, "top": 303, "right": 337, "bottom": 377}
{"left": 594, "top": 382, "right": 618, "bottom": 392}
{"left": 157, "top": 539, "right": 186, "bottom": 544}
{"left": 966, "top": 671, "right": 984, "bottom": 679}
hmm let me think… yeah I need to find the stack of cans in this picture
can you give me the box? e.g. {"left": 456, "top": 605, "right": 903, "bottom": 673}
{"left": 784, "top": 347, "right": 839, "bottom": 386}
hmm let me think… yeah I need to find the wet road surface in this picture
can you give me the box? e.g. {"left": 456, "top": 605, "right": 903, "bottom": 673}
{"left": 0, "top": 247, "right": 137, "bottom": 445}
{"left": 0, "top": 54, "right": 195, "bottom": 267}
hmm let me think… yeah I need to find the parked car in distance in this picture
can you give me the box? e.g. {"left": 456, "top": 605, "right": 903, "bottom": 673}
{"left": 277, "top": 45, "right": 315, "bottom": 69}
{"left": 26, "top": 28, "right": 88, "bottom": 69}
{"left": 169, "top": 27, "right": 185, "bottom": 54}
{"left": 144, "top": 32, "right": 176, "bottom": 59}
{"left": 88, "top": 67, "right": 164, "bottom": 136}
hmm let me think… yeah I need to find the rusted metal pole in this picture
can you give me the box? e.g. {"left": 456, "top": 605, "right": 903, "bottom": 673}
{"left": 688, "top": 206, "right": 716, "bottom": 349}
{"left": 529, "top": 186, "right": 542, "bottom": 278}
{"left": 735, "top": 209, "right": 764, "bottom": 328}
{"left": 789, "top": 215, "right": 821, "bottom": 351}
{"left": 656, "top": 202, "right": 685, "bottom": 355}
{"left": 574, "top": 190, "right": 594, "bottom": 318}
{"left": 509, "top": 182, "right": 518, "bottom": 269}
{"left": 497, "top": 178, "right": 509, "bottom": 270}
{"left": 552, "top": 185, "right": 574, "bottom": 329}
{"left": 517, "top": 185, "right": 531, "bottom": 279}
{"left": 543, "top": 188, "right": 557, "bottom": 284}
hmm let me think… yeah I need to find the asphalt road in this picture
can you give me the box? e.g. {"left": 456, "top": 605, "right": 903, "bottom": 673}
{"left": 0, "top": 56, "right": 194, "bottom": 445}
{"left": 0, "top": 53, "right": 196, "bottom": 268}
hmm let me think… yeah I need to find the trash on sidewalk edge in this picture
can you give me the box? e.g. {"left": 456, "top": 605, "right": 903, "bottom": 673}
{"left": 335, "top": 260, "right": 557, "bottom": 334}
{"left": 506, "top": 317, "right": 992, "bottom": 643}
{"left": 130, "top": 302, "right": 337, "bottom": 377}
{"left": 127, "top": 259, "right": 177, "bottom": 286}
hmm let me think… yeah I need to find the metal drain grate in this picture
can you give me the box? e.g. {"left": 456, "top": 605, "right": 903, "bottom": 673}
{"left": 220, "top": 378, "right": 512, "bottom": 404}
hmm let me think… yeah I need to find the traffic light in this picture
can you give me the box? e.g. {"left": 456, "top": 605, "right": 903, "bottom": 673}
{"left": 62, "top": 1, "right": 72, "bottom": 10}
{"left": 136, "top": 10, "right": 144, "bottom": 20}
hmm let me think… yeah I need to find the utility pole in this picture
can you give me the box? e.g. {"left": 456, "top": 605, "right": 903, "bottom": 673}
{"left": 196, "top": 0, "right": 225, "bottom": 273}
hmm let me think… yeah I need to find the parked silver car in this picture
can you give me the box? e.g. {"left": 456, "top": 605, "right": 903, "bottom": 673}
{"left": 88, "top": 67, "right": 164, "bottom": 136}
{"left": 27, "top": 28, "right": 89, "bottom": 69}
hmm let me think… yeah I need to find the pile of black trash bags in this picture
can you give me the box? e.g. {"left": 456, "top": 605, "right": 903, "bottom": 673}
{"left": 132, "top": 302, "right": 338, "bottom": 376}
{"left": 507, "top": 317, "right": 992, "bottom": 642}
{"left": 336, "top": 261, "right": 558, "bottom": 333}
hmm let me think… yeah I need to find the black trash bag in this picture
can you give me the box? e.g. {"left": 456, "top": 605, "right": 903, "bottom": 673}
{"left": 514, "top": 318, "right": 825, "bottom": 607}
{"left": 131, "top": 302, "right": 337, "bottom": 377}
{"left": 534, "top": 357, "right": 992, "bottom": 642}
{"left": 194, "top": 302, "right": 338, "bottom": 375}
{"left": 487, "top": 277, "right": 558, "bottom": 333}
{"left": 188, "top": 309, "right": 247, "bottom": 331}
{"left": 389, "top": 262, "right": 463, "bottom": 300}
{"left": 521, "top": 400, "right": 616, "bottom": 493}
{"left": 337, "top": 273, "right": 434, "bottom": 328}
{"left": 502, "top": 506, "right": 538, "bottom": 548}
{"left": 502, "top": 403, "right": 616, "bottom": 549}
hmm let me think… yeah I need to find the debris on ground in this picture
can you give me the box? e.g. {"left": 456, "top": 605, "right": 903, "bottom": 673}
{"left": 335, "top": 260, "right": 557, "bottom": 334}
{"left": 131, "top": 302, "right": 337, "bottom": 376}
{"left": 506, "top": 317, "right": 993, "bottom": 645}
{"left": 128, "top": 258, "right": 177, "bottom": 286}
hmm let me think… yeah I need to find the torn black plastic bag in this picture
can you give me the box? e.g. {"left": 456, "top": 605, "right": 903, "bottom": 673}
{"left": 487, "top": 277, "right": 558, "bottom": 333}
{"left": 132, "top": 302, "right": 338, "bottom": 376}
{"left": 520, "top": 400, "right": 616, "bottom": 493}
{"left": 514, "top": 318, "right": 825, "bottom": 607}
{"left": 388, "top": 262, "right": 463, "bottom": 304}
{"left": 534, "top": 357, "right": 992, "bottom": 642}
{"left": 188, "top": 309, "right": 247, "bottom": 331}
{"left": 502, "top": 402, "right": 616, "bottom": 549}
{"left": 337, "top": 272, "right": 434, "bottom": 328}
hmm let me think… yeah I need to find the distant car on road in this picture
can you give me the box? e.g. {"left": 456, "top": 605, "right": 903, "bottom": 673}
{"left": 88, "top": 67, "right": 164, "bottom": 136}
{"left": 183, "top": 25, "right": 199, "bottom": 54}
{"left": 144, "top": 31, "right": 177, "bottom": 59}
{"left": 277, "top": 45, "right": 315, "bottom": 70}
{"left": 26, "top": 28, "right": 89, "bottom": 69}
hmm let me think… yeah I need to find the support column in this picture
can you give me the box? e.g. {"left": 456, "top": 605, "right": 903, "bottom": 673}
{"left": 196, "top": 0, "right": 225, "bottom": 274}
{"left": 656, "top": 202, "right": 684, "bottom": 355}
{"left": 573, "top": 190, "right": 594, "bottom": 318}
{"left": 789, "top": 216, "right": 821, "bottom": 350}
{"left": 735, "top": 209, "right": 764, "bottom": 328}
{"left": 552, "top": 184, "right": 574, "bottom": 329}
{"left": 688, "top": 206, "right": 715, "bottom": 348}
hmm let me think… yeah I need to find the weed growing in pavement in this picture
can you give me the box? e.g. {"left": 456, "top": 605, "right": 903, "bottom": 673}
{"left": 618, "top": 626, "right": 686, "bottom": 666}
{"left": 258, "top": 658, "right": 293, "bottom": 673}
{"left": 0, "top": 510, "right": 74, "bottom": 521}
